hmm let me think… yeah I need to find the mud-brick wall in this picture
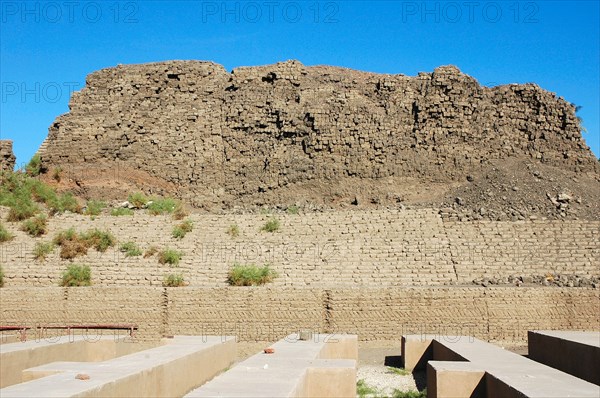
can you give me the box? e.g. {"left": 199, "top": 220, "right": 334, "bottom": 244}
{"left": 0, "top": 140, "right": 16, "bottom": 172}
{"left": 1, "top": 287, "right": 597, "bottom": 344}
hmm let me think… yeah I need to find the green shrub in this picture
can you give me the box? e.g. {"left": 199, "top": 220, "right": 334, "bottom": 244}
{"left": 127, "top": 192, "right": 149, "bottom": 209}
{"left": 287, "top": 205, "right": 299, "bottom": 215}
{"left": 227, "top": 264, "right": 278, "bottom": 286}
{"left": 148, "top": 198, "right": 179, "bottom": 215}
{"left": 0, "top": 173, "right": 40, "bottom": 221}
{"left": 111, "top": 207, "right": 134, "bottom": 216}
{"left": 0, "top": 171, "right": 83, "bottom": 220}
{"left": 82, "top": 229, "right": 116, "bottom": 252}
{"left": 227, "top": 224, "right": 240, "bottom": 238}
{"left": 163, "top": 273, "right": 185, "bottom": 287}
{"left": 25, "top": 154, "right": 42, "bottom": 177}
{"left": 391, "top": 388, "right": 427, "bottom": 398}
{"left": 61, "top": 264, "right": 91, "bottom": 287}
{"left": 0, "top": 223, "right": 14, "bottom": 243}
{"left": 0, "top": 265, "right": 4, "bottom": 287}
{"left": 84, "top": 200, "right": 106, "bottom": 216}
{"left": 28, "top": 178, "right": 57, "bottom": 203}
{"left": 33, "top": 242, "right": 55, "bottom": 261}
{"left": 172, "top": 219, "right": 193, "bottom": 239}
{"left": 21, "top": 215, "right": 48, "bottom": 237}
{"left": 261, "top": 217, "right": 280, "bottom": 233}
{"left": 158, "top": 248, "right": 182, "bottom": 266}
{"left": 357, "top": 379, "right": 379, "bottom": 398}
{"left": 119, "top": 242, "right": 142, "bottom": 257}
{"left": 7, "top": 198, "right": 39, "bottom": 221}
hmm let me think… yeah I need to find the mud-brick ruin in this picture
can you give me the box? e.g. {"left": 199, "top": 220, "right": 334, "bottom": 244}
{"left": 0, "top": 140, "right": 16, "bottom": 173}
{"left": 0, "top": 61, "right": 599, "bottom": 397}
{"left": 35, "top": 61, "right": 599, "bottom": 218}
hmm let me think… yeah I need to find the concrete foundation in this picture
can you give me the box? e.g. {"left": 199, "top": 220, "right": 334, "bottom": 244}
{"left": 0, "top": 336, "right": 235, "bottom": 397}
{"left": 187, "top": 333, "right": 358, "bottom": 397}
{"left": 402, "top": 334, "right": 600, "bottom": 398}
{"left": 528, "top": 330, "right": 600, "bottom": 385}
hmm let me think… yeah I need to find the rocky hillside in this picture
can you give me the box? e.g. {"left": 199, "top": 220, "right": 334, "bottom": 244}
{"left": 35, "top": 61, "right": 599, "bottom": 219}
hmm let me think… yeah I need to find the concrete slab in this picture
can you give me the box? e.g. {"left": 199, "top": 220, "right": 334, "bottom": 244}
{"left": 402, "top": 334, "right": 600, "bottom": 398}
{"left": 0, "top": 335, "right": 148, "bottom": 388}
{"left": 528, "top": 330, "right": 600, "bottom": 385}
{"left": 187, "top": 334, "right": 357, "bottom": 397}
{"left": 0, "top": 336, "right": 235, "bottom": 398}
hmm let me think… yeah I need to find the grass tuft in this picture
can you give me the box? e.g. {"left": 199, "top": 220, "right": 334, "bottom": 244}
{"left": 227, "top": 224, "right": 240, "bottom": 238}
{"left": 163, "top": 273, "right": 185, "bottom": 287}
{"left": 25, "top": 154, "right": 42, "bottom": 177}
{"left": 21, "top": 215, "right": 48, "bottom": 237}
{"left": 0, "top": 223, "right": 14, "bottom": 243}
{"left": 127, "top": 192, "right": 149, "bottom": 209}
{"left": 60, "top": 264, "right": 91, "bottom": 287}
{"left": 84, "top": 200, "right": 106, "bottom": 217}
{"left": 33, "top": 242, "right": 55, "bottom": 261}
{"left": 111, "top": 207, "right": 134, "bottom": 216}
{"left": 147, "top": 198, "right": 179, "bottom": 215}
{"left": 261, "top": 217, "right": 280, "bottom": 233}
{"left": 119, "top": 242, "right": 142, "bottom": 257}
{"left": 158, "top": 248, "right": 182, "bottom": 266}
{"left": 227, "top": 263, "right": 277, "bottom": 286}
{"left": 172, "top": 219, "right": 193, "bottom": 239}
{"left": 357, "top": 379, "right": 379, "bottom": 398}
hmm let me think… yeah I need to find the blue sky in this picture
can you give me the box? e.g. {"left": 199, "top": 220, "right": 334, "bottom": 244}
{"left": 1, "top": 0, "right": 599, "bottom": 167}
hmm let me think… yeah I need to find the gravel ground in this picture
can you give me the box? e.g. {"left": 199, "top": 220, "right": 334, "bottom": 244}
{"left": 357, "top": 365, "right": 425, "bottom": 397}
{"left": 356, "top": 341, "right": 426, "bottom": 397}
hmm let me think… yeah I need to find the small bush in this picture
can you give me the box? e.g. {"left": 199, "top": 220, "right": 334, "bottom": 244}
{"left": 391, "top": 388, "right": 427, "bottom": 398}
{"left": 0, "top": 223, "right": 14, "bottom": 243}
{"left": 59, "top": 239, "right": 89, "bottom": 260}
{"left": 61, "top": 264, "right": 91, "bottom": 287}
{"left": 0, "top": 265, "right": 4, "bottom": 287}
{"left": 84, "top": 200, "right": 106, "bottom": 216}
{"left": 357, "top": 379, "right": 379, "bottom": 398}
{"left": 227, "top": 224, "right": 240, "bottom": 238}
{"left": 144, "top": 246, "right": 159, "bottom": 258}
{"left": 158, "top": 248, "right": 182, "bottom": 266}
{"left": 127, "top": 192, "right": 149, "bottom": 209}
{"left": 7, "top": 198, "right": 39, "bottom": 221}
{"left": 163, "top": 273, "right": 185, "bottom": 287}
{"left": 33, "top": 242, "right": 55, "bottom": 261}
{"left": 82, "top": 229, "right": 116, "bottom": 252}
{"left": 53, "top": 228, "right": 115, "bottom": 259}
{"left": 111, "top": 207, "right": 134, "bottom": 216}
{"left": 172, "top": 219, "right": 193, "bottom": 239}
{"left": 25, "top": 154, "right": 42, "bottom": 177}
{"left": 148, "top": 198, "right": 178, "bottom": 215}
{"left": 21, "top": 215, "right": 48, "bottom": 237}
{"left": 120, "top": 242, "right": 142, "bottom": 257}
{"left": 287, "top": 205, "right": 299, "bottom": 215}
{"left": 53, "top": 228, "right": 77, "bottom": 246}
{"left": 261, "top": 217, "right": 280, "bottom": 233}
{"left": 227, "top": 264, "right": 278, "bottom": 286}
{"left": 48, "top": 193, "right": 81, "bottom": 215}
